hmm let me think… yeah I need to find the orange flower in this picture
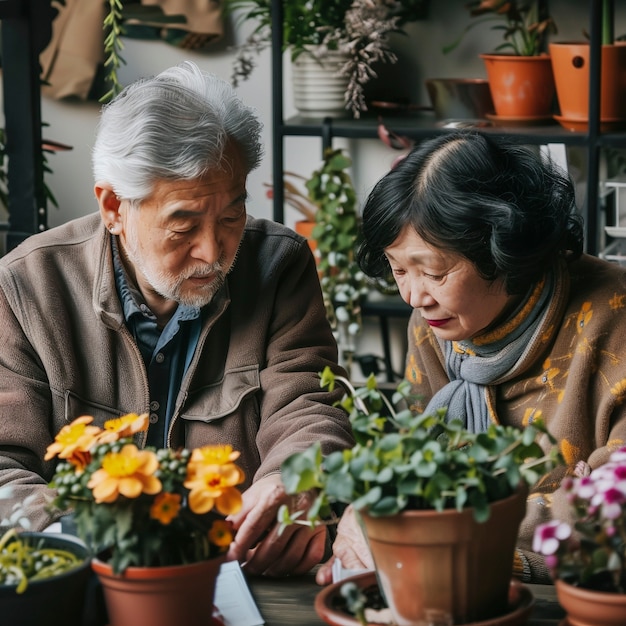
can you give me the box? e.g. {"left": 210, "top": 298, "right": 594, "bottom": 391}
{"left": 87, "top": 444, "right": 162, "bottom": 503}
{"left": 99, "top": 413, "right": 149, "bottom": 443}
{"left": 150, "top": 492, "right": 181, "bottom": 525}
{"left": 188, "top": 444, "right": 241, "bottom": 467}
{"left": 185, "top": 462, "right": 244, "bottom": 516}
{"left": 209, "top": 519, "right": 234, "bottom": 548}
{"left": 44, "top": 415, "right": 101, "bottom": 468}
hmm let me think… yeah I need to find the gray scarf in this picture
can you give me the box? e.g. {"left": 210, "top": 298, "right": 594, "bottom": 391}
{"left": 423, "top": 267, "right": 557, "bottom": 433}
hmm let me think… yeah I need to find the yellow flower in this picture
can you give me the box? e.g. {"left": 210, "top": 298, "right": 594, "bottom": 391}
{"left": 209, "top": 519, "right": 234, "bottom": 548}
{"left": 150, "top": 492, "right": 181, "bottom": 525}
{"left": 185, "top": 462, "right": 244, "bottom": 516}
{"left": 87, "top": 444, "right": 162, "bottom": 503}
{"left": 99, "top": 413, "right": 149, "bottom": 443}
{"left": 189, "top": 444, "right": 241, "bottom": 467}
{"left": 44, "top": 415, "right": 101, "bottom": 468}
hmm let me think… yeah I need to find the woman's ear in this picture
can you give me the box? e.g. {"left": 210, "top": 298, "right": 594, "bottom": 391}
{"left": 95, "top": 183, "right": 122, "bottom": 235}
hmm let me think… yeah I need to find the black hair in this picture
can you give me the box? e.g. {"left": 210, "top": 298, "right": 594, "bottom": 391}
{"left": 357, "top": 130, "right": 584, "bottom": 295}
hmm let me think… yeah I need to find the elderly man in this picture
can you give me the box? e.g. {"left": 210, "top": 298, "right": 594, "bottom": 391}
{"left": 0, "top": 61, "right": 353, "bottom": 577}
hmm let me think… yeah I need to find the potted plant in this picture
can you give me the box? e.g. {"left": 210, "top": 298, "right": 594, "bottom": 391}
{"left": 0, "top": 494, "right": 91, "bottom": 626}
{"left": 305, "top": 149, "right": 369, "bottom": 373}
{"left": 44, "top": 412, "right": 246, "bottom": 626}
{"left": 264, "top": 170, "right": 320, "bottom": 255}
{"left": 279, "top": 367, "right": 563, "bottom": 625}
{"left": 533, "top": 447, "right": 626, "bottom": 625}
{"left": 549, "top": 0, "right": 626, "bottom": 131}
{"left": 225, "top": 0, "right": 428, "bottom": 118}
{"left": 444, "top": 0, "right": 558, "bottom": 120}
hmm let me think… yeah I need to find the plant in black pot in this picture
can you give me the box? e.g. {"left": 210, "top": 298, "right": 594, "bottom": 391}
{"left": 278, "top": 366, "right": 563, "bottom": 625}
{"left": 0, "top": 491, "right": 91, "bottom": 626}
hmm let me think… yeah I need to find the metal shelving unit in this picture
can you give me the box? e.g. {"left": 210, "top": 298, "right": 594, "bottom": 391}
{"left": 0, "top": 0, "right": 55, "bottom": 253}
{"left": 270, "top": 0, "right": 620, "bottom": 256}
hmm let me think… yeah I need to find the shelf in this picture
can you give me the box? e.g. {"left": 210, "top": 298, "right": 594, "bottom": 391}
{"left": 271, "top": 0, "right": 622, "bottom": 256}
{"left": 279, "top": 112, "right": 592, "bottom": 147}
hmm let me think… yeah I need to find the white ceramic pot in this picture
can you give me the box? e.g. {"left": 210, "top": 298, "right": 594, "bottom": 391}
{"left": 292, "top": 50, "right": 349, "bottom": 119}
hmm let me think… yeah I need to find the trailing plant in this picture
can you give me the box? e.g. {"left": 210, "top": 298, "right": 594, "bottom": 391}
{"left": 225, "top": 0, "right": 428, "bottom": 117}
{"left": 306, "top": 149, "right": 369, "bottom": 369}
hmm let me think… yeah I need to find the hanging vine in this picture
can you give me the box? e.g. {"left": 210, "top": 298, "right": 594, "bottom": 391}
{"left": 101, "top": 0, "right": 127, "bottom": 103}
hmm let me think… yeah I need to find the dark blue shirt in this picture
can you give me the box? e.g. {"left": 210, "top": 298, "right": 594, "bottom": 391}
{"left": 111, "top": 237, "right": 202, "bottom": 447}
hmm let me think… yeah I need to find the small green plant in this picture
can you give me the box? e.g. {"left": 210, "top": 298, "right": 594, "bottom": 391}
{"left": 279, "top": 367, "right": 563, "bottom": 529}
{"left": 444, "top": 0, "right": 557, "bottom": 56}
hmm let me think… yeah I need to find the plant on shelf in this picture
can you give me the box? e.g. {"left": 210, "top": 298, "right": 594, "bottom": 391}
{"left": 46, "top": 413, "right": 245, "bottom": 574}
{"left": 306, "top": 149, "right": 369, "bottom": 371}
{"left": 444, "top": 1, "right": 558, "bottom": 120}
{"left": 225, "top": 0, "right": 428, "bottom": 117}
{"left": 279, "top": 366, "right": 563, "bottom": 624}
{"left": 444, "top": 0, "right": 556, "bottom": 56}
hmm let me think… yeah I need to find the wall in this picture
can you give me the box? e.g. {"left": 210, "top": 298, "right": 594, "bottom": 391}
{"left": 15, "top": 1, "right": 625, "bottom": 380}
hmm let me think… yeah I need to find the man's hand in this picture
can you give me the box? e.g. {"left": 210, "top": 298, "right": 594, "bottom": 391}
{"left": 226, "top": 474, "right": 327, "bottom": 577}
{"left": 315, "top": 505, "right": 374, "bottom": 585}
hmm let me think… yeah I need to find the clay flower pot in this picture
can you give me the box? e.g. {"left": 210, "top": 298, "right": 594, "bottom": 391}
{"left": 92, "top": 555, "right": 226, "bottom": 626}
{"left": 480, "top": 54, "right": 556, "bottom": 120}
{"left": 359, "top": 487, "right": 527, "bottom": 626}
{"left": 549, "top": 42, "right": 626, "bottom": 131}
{"left": 555, "top": 580, "right": 626, "bottom": 626}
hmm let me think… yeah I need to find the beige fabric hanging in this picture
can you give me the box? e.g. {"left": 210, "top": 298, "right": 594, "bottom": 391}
{"left": 40, "top": 0, "right": 224, "bottom": 100}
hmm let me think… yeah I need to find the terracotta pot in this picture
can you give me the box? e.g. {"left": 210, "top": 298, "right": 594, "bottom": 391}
{"left": 549, "top": 42, "right": 626, "bottom": 129}
{"left": 294, "top": 219, "right": 318, "bottom": 257}
{"left": 0, "top": 533, "right": 91, "bottom": 626}
{"left": 359, "top": 487, "right": 527, "bottom": 626}
{"left": 555, "top": 579, "right": 626, "bottom": 626}
{"left": 92, "top": 556, "right": 225, "bottom": 626}
{"left": 480, "top": 54, "right": 555, "bottom": 118}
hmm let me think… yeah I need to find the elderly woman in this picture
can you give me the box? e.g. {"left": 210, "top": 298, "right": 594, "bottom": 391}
{"left": 318, "top": 130, "right": 626, "bottom": 585}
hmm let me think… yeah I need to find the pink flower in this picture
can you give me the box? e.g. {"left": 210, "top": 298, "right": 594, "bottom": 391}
{"left": 533, "top": 520, "right": 572, "bottom": 555}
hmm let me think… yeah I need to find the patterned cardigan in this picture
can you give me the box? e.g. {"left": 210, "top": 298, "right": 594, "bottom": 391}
{"left": 403, "top": 253, "right": 626, "bottom": 583}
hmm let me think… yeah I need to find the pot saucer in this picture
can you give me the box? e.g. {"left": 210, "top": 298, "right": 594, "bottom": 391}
{"left": 485, "top": 112, "right": 555, "bottom": 127}
{"left": 553, "top": 114, "right": 626, "bottom": 132}
{"left": 315, "top": 572, "right": 535, "bottom": 626}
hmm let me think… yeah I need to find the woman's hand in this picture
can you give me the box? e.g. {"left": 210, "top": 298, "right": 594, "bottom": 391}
{"left": 315, "top": 505, "right": 374, "bottom": 585}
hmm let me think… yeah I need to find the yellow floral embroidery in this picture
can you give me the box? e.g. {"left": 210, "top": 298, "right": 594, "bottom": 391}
{"left": 521, "top": 408, "right": 543, "bottom": 427}
{"left": 576, "top": 302, "right": 593, "bottom": 333}
{"left": 608, "top": 438, "right": 626, "bottom": 452}
{"left": 610, "top": 378, "right": 626, "bottom": 404}
{"left": 609, "top": 293, "right": 626, "bottom": 310}
{"left": 560, "top": 439, "right": 581, "bottom": 466}
{"left": 405, "top": 354, "right": 423, "bottom": 385}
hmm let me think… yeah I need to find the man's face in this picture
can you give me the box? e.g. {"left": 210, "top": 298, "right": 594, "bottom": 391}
{"left": 118, "top": 143, "right": 247, "bottom": 310}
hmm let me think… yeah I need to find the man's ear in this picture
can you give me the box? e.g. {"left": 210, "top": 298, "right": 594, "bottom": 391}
{"left": 95, "top": 183, "right": 122, "bottom": 235}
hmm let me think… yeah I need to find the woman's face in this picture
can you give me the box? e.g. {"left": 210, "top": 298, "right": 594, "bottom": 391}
{"left": 385, "top": 226, "right": 516, "bottom": 342}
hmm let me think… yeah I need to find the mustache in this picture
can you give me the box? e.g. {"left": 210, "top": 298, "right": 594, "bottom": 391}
{"left": 184, "top": 262, "right": 225, "bottom": 279}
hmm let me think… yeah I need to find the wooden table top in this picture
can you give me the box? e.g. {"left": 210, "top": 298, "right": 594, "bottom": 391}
{"left": 247, "top": 575, "right": 567, "bottom": 626}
